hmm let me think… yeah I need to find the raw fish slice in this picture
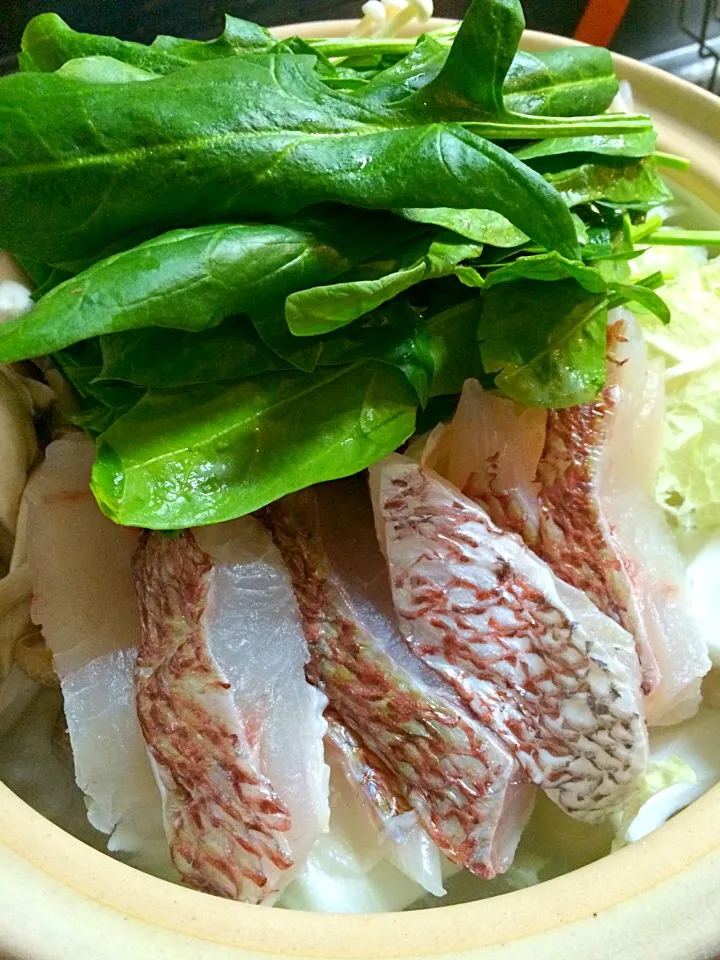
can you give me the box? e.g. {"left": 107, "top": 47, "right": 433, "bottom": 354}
{"left": 535, "top": 318, "right": 662, "bottom": 696}
{"left": 196, "top": 521, "right": 330, "bottom": 881}
{"left": 264, "top": 486, "right": 535, "bottom": 880}
{"left": 438, "top": 313, "right": 710, "bottom": 725}
{"left": 134, "top": 520, "right": 329, "bottom": 904}
{"left": 62, "top": 648, "right": 175, "bottom": 873}
{"left": 371, "top": 454, "right": 648, "bottom": 822}
{"left": 25, "top": 434, "right": 168, "bottom": 865}
{"left": 281, "top": 740, "right": 458, "bottom": 913}
{"left": 326, "top": 713, "right": 445, "bottom": 896}
{"left": 439, "top": 378, "right": 546, "bottom": 544}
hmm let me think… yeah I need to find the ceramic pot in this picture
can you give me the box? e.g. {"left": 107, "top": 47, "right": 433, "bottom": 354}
{"left": 1, "top": 18, "right": 719, "bottom": 960}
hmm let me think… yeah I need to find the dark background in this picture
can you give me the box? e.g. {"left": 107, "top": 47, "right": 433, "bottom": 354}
{"left": 0, "top": 0, "right": 701, "bottom": 72}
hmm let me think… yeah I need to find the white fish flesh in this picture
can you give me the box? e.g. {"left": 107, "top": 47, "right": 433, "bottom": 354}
{"left": 134, "top": 519, "right": 329, "bottom": 904}
{"left": 371, "top": 453, "right": 649, "bottom": 822}
{"left": 264, "top": 480, "right": 535, "bottom": 880}
{"left": 25, "top": 434, "right": 169, "bottom": 870}
{"left": 438, "top": 311, "right": 710, "bottom": 725}
{"left": 326, "top": 712, "right": 445, "bottom": 896}
{"left": 281, "top": 736, "right": 456, "bottom": 913}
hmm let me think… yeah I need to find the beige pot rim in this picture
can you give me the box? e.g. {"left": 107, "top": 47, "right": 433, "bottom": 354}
{"left": 1, "top": 20, "right": 720, "bottom": 960}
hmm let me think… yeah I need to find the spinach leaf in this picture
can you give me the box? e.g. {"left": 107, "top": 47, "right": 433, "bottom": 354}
{"left": 353, "top": 36, "right": 447, "bottom": 108}
{"left": 425, "top": 294, "right": 486, "bottom": 397}
{"left": 91, "top": 362, "right": 418, "bottom": 529}
{"left": 399, "top": 0, "right": 646, "bottom": 137}
{"left": 101, "top": 297, "right": 435, "bottom": 404}
{"left": 515, "top": 131, "right": 656, "bottom": 163}
{"left": 0, "top": 215, "right": 407, "bottom": 363}
{"left": 397, "top": 207, "right": 528, "bottom": 247}
{"left": 286, "top": 232, "right": 483, "bottom": 336}
{"left": 150, "top": 16, "right": 274, "bottom": 59}
{"left": 55, "top": 56, "right": 157, "bottom": 83}
{"left": 483, "top": 251, "right": 608, "bottom": 292}
{"left": 477, "top": 278, "right": 609, "bottom": 407}
{"left": 421, "top": 0, "right": 524, "bottom": 116}
{"left": 358, "top": 38, "right": 618, "bottom": 118}
{"left": 314, "top": 301, "right": 434, "bottom": 405}
{"left": 545, "top": 158, "right": 673, "bottom": 209}
{"left": 477, "top": 269, "right": 670, "bottom": 407}
{"left": 608, "top": 275, "right": 671, "bottom": 323}
{"left": 0, "top": 54, "right": 580, "bottom": 266}
{"left": 503, "top": 48, "right": 619, "bottom": 117}
{"left": 20, "top": 13, "right": 273, "bottom": 75}
{"left": 53, "top": 341, "right": 145, "bottom": 436}
{"left": 98, "top": 318, "right": 290, "bottom": 388}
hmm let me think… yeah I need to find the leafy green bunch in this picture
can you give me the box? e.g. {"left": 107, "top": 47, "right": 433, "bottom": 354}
{"left": 0, "top": 0, "right": 673, "bottom": 528}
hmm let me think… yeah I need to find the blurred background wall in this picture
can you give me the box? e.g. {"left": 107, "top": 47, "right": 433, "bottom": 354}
{"left": 0, "top": 0, "right": 713, "bottom": 74}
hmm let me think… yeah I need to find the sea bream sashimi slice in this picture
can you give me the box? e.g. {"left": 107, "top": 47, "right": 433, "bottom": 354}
{"left": 371, "top": 453, "right": 649, "bottom": 822}
{"left": 133, "top": 520, "right": 330, "bottom": 904}
{"left": 282, "top": 722, "right": 459, "bottom": 912}
{"left": 24, "top": 434, "right": 171, "bottom": 873}
{"left": 325, "top": 712, "right": 446, "bottom": 897}
{"left": 263, "top": 481, "right": 536, "bottom": 880}
{"left": 435, "top": 310, "right": 710, "bottom": 725}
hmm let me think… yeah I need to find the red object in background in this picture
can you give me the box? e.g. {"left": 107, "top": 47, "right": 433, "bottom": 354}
{"left": 574, "top": 0, "right": 632, "bottom": 46}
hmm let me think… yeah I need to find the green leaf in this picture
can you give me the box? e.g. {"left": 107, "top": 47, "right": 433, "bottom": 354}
{"left": 0, "top": 215, "right": 402, "bottom": 363}
{"left": 421, "top": 0, "right": 524, "bottom": 116}
{"left": 608, "top": 276, "right": 671, "bottom": 324}
{"left": 354, "top": 36, "right": 447, "bottom": 108}
{"left": 150, "top": 16, "right": 274, "bottom": 60}
{"left": 53, "top": 341, "right": 146, "bottom": 436}
{"left": 0, "top": 54, "right": 580, "bottom": 266}
{"left": 393, "top": 0, "right": 648, "bottom": 137}
{"left": 314, "top": 300, "right": 435, "bottom": 405}
{"left": 286, "top": 231, "right": 483, "bottom": 336}
{"left": 477, "top": 278, "right": 609, "bottom": 407}
{"left": 20, "top": 13, "right": 273, "bottom": 75}
{"left": 425, "top": 294, "right": 485, "bottom": 397}
{"left": 55, "top": 56, "right": 157, "bottom": 83}
{"left": 98, "top": 318, "right": 290, "bottom": 388}
{"left": 101, "top": 297, "right": 434, "bottom": 404}
{"left": 483, "top": 251, "right": 608, "bottom": 293}
{"left": 545, "top": 158, "right": 673, "bottom": 209}
{"left": 503, "top": 48, "right": 619, "bottom": 117}
{"left": 91, "top": 362, "right": 418, "bottom": 529}
{"left": 358, "top": 39, "right": 619, "bottom": 119}
{"left": 515, "top": 130, "right": 656, "bottom": 163}
{"left": 398, "top": 207, "right": 527, "bottom": 247}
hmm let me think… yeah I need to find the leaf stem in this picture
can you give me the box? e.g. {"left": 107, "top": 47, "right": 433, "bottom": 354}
{"left": 653, "top": 152, "right": 691, "bottom": 171}
{"left": 308, "top": 28, "right": 458, "bottom": 58}
{"left": 468, "top": 114, "right": 653, "bottom": 140}
{"left": 630, "top": 214, "right": 665, "bottom": 243}
{"left": 640, "top": 228, "right": 720, "bottom": 247}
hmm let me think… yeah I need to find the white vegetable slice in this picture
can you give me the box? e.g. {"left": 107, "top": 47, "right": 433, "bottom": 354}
{"left": 371, "top": 453, "right": 649, "bottom": 822}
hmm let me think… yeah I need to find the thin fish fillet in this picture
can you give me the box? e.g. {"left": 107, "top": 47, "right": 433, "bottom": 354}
{"left": 371, "top": 454, "right": 648, "bottom": 822}
{"left": 25, "top": 434, "right": 169, "bottom": 869}
{"left": 133, "top": 521, "right": 329, "bottom": 904}
{"left": 326, "top": 713, "right": 445, "bottom": 896}
{"left": 439, "top": 311, "right": 710, "bottom": 725}
{"left": 281, "top": 736, "right": 455, "bottom": 912}
{"left": 263, "top": 482, "right": 535, "bottom": 880}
